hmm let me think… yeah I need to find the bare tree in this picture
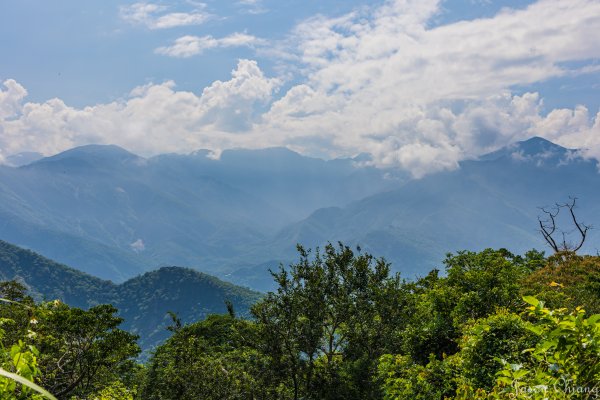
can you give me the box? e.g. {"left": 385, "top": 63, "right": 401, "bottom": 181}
{"left": 538, "top": 197, "right": 591, "bottom": 253}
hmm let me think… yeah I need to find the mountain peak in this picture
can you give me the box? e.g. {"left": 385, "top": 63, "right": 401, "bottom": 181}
{"left": 27, "top": 144, "right": 143, "bottom": 170}
{"left": 478, "top": 137, "right": 571, "bottom": 163}
{"left": 47, "top": 144, "right": 139, "bottom": 160}
{"left": 514, "top": 136, "right": 567, "bottom": 155}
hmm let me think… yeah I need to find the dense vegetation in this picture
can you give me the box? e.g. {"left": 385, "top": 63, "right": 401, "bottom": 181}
{"left": 2, "top": 243, "right": 600, "bottom": 399}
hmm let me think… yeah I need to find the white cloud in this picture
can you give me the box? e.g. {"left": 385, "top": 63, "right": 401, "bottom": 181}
{"left": 0, "top": 61, "right": 280, "bottom": 160}
{"left": 120, "top": 3, "right": 165, "bottom": 25}
{"left": 256, "top": 0, "right": 600, "bottom": 175}
{"left": 130, "top": 239, "right": 145, "bottom": 252}
{"left": 153, "top": 12, "right": 209, "bottom": 29}
{"left": 0, "top": 79, "right": 27, "bottom": 119}
{"left": 155, "top": 35, "right": 218, "bottom": 58}
{"left": 120, "top": 2, "right": 210, "bottom": 29}
{"left": 3, "top": 0, "right": 600, "bottom": 177}
{"left": 529, "top": 105, "right": 600, "bottom": 160}
{"left": 155, "top": 33, "right": 265, "bottom": 58}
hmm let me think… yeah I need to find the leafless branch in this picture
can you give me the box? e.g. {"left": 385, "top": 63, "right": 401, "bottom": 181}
{"left": 564, "top": 197, "right": 591, "bottom": 252}
{"left": 538, "top": 206, "right": 560, "bottom": 252}
{"left": 537, "top": 197, "right": 592, "bottom": 253}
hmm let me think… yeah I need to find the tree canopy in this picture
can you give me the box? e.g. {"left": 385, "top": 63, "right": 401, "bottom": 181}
{"left": 3, "top": 245, "right": 600, "bottom": 399}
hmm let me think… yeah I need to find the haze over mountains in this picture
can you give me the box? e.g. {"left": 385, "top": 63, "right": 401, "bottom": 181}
{"left": 1, "top": 137, "right": 599, "bottom": 291}
{"left": 0, "top": 144, "right": 396, "bottom": 282}
{"left": 265, "top": 138, "right": 597, "bottom": 270}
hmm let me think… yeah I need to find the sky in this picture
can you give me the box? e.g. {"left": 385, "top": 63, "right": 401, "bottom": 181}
{"left": 1, "top": 0, "right": 599, "bottom": 176}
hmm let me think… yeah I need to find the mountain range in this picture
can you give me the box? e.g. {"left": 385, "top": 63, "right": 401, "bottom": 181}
{"left": 1, "top": 137, "right": 599, "bottom": 291}
{"left": 225, "top": 137, "right": 600, "bottom": 289}
{"left": 0, "top": 144, "right": 396, "bottom": 283}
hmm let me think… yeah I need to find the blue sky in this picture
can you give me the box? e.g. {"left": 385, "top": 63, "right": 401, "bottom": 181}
{"left": 1, "top": 0, "right": 369, "bottom": 106}
{"left": 1, "top": 0, "right": 599, "bottom": 176}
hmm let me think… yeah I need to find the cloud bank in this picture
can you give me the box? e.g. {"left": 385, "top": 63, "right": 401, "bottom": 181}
{"left": 2, "top": 0, "right": 600, "bottom": 176}
{"left": 0, "top": 60, "right": 279, "bottom": 158}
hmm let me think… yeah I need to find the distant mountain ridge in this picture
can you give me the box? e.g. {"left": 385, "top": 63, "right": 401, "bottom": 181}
{"left": 1, "top": 137, "right": 599, "bottom": 292}
{"left": 0, "top": 145, "right": 396, "bottom": 282}
{"left": 0, "top": 239, "right": 261, "bottom": 351}
{"left": 234, "top": 137, "right": 599, "bottom": 290}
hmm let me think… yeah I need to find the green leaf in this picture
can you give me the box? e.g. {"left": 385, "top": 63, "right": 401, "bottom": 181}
{"left": 497, "top": 376, "right": 513, "bottom": 385}
{"left": 522, "top": 296, "right": 540, "bottom": 307}
{"left": 587, "top": 314, "right": 600, "bottom": 325}
{"left": 512, "top": 369, "right": 529, "bottom": 379}
{"left": 0, "top": 367, "right": 57, "bottom": 400}
{"left": 526, "top": 325, "right": 543, "bottom": 335}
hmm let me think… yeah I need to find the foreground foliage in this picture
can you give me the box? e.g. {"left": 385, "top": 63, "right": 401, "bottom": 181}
{"left": 0, "top": 282, "right": 139, "bottom": 399}
{"left": 3, "top": 246, "right": 600, "bottom": 399}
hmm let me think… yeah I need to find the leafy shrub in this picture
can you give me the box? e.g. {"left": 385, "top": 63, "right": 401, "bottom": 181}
{"left": 522, "top": 253, "right": 600, "bottom": 314}
{"left": 457, "top": 297, "right": 600, "bottom": 399}
{"left": 457, "top": 309, "right": 538, "bottom": 390}
{"left": 377, "top": 354, "right": 457, "bottom": 400}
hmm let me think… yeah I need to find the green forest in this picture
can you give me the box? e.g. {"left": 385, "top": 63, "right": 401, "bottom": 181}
{"left": 2, "top": 243, "right": 600, "bottom": 399}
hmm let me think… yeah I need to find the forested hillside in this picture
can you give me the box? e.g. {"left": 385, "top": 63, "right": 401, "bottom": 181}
{"left": 0, "top": 239, "right": 260, "bottom": 351}
{"left": 0, "top": 239, "right": 115, "bottom": 307}
{"left": 2, "top": 242, "right": 600, "bottom": 399}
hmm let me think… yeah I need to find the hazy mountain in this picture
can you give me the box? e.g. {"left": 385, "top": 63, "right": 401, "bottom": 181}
{"left": 0, "top": 239, "right": 261, "bottom": 352}
{"left": 148, "top": 147, "right": 400, "bottom": 219}
{"left": 0, "top": 144, "right": 396, "bottom": 281}
{"left": 226, "top": 137, "right": 600, "bottom": 290}
{"left": 2, "top": 137, "right": 599, "bottom": 292}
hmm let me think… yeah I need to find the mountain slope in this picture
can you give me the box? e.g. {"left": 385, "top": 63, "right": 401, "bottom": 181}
{"left": 0, "top": 145, "right": 395, "bottom": 281}
{"left": 0, "top": 239, "right": 116, "bottom": 307}
{"left": 3, "top": 137, "right": 599, "bottom": 292}
{"left": 227, "top": 137, "right": 600, "bottom": 290}
{"left": 0, "top": 240, "right": 261, "bottom": 351}
{"left": 115, "top": 267, "right": 261, "bottom": 350}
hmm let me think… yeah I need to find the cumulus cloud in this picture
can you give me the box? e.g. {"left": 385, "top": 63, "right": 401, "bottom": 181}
{"left": 0, "top": 61, "right": 280, "bottom": 160}
{"left": 120, "top": 2, "right": 210, "bottom": 29}
{"left": 3, "top": 0, "right": 600, "bottom": 176}
{"left": 256, "top": 0, "right": 600, "bottom": 175}
{"left": 155, "top": 33, "right": 264, "bottom": 58}
{"left": 0, "top": 79, "right": 27, "bottom": 119}
{"left": 529, "top": 106, "right": 600, "bottom": 160}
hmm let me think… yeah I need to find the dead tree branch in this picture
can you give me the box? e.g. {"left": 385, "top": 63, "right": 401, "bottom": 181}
{"left": 537, "top": 197, "right": 591, "bottom": 253}
{"left": 538, "top": 206, "right": 560, "bottom": 252}
{"left": 564, "top": 197, "right": 590, "bottom": 252}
